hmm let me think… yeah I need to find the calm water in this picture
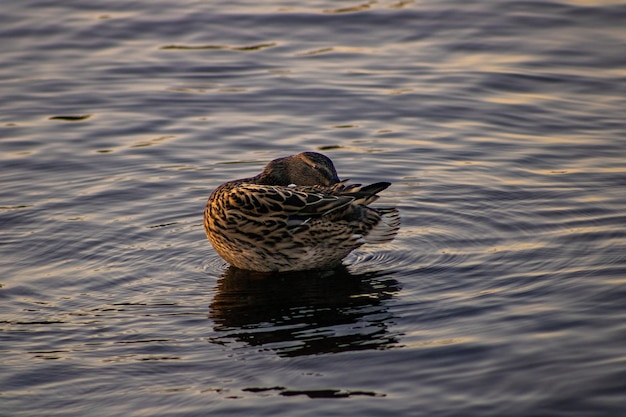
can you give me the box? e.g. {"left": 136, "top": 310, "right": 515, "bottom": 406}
{"left": 1, "top": 1, "right": 625, "bottom": 416}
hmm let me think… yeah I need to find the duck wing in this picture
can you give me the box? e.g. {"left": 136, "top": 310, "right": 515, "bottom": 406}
{"left": 225, "top": 184, "right": 354, "bottom": 217}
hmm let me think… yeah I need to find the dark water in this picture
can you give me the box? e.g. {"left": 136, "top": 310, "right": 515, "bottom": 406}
{"left": 1, "top": 1, "right": 625, "bottom": 416}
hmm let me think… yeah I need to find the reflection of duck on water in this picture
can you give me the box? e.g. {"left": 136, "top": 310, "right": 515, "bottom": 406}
{"left": 209, "top": 266, "right": 402, "bottom": 357}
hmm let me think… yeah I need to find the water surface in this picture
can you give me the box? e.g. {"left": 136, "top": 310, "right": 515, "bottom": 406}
{"left": 1, "top": 1, "right": 625, "bottom": 416}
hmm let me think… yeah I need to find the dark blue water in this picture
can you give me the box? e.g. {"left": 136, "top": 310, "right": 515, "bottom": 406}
{"left": 1, "top": 1, "right": 625, "bottom": 416}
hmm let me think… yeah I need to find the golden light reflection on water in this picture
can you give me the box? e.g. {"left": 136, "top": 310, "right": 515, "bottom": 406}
{"left": 401, "top": 337, "right": 473, "bottom": 349}
{"left": 297, "top": 46, "right": 378, "bottom": 56}
{"left": 484, "top": 93, "right": 561, "bottom": 106}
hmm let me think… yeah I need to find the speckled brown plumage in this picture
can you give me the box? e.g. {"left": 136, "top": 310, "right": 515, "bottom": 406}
{"left": 203, "top": 152, "right": 400, "bottom": 272}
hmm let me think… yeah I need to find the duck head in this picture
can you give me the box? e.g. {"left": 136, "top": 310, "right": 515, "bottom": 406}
{"left": 256, "top": 152, "right": 341, "bottom": 186}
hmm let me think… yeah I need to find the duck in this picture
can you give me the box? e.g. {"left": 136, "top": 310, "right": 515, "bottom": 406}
{"left": 203, "top": 152, "right": 400, "bottom": 272}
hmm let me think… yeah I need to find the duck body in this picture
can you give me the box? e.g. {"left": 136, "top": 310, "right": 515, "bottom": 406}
{"left": 204, "top": 152, "right": 400, "bottom": 272}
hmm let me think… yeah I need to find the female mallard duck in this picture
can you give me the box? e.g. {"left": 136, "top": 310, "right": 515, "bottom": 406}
{"left": 204, "top": 152, "right": 400, "bottom": 272}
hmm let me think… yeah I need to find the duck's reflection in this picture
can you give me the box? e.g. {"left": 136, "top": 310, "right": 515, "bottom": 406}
{"left": 209, "top": 266, "right": 402, "bottom": 357}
